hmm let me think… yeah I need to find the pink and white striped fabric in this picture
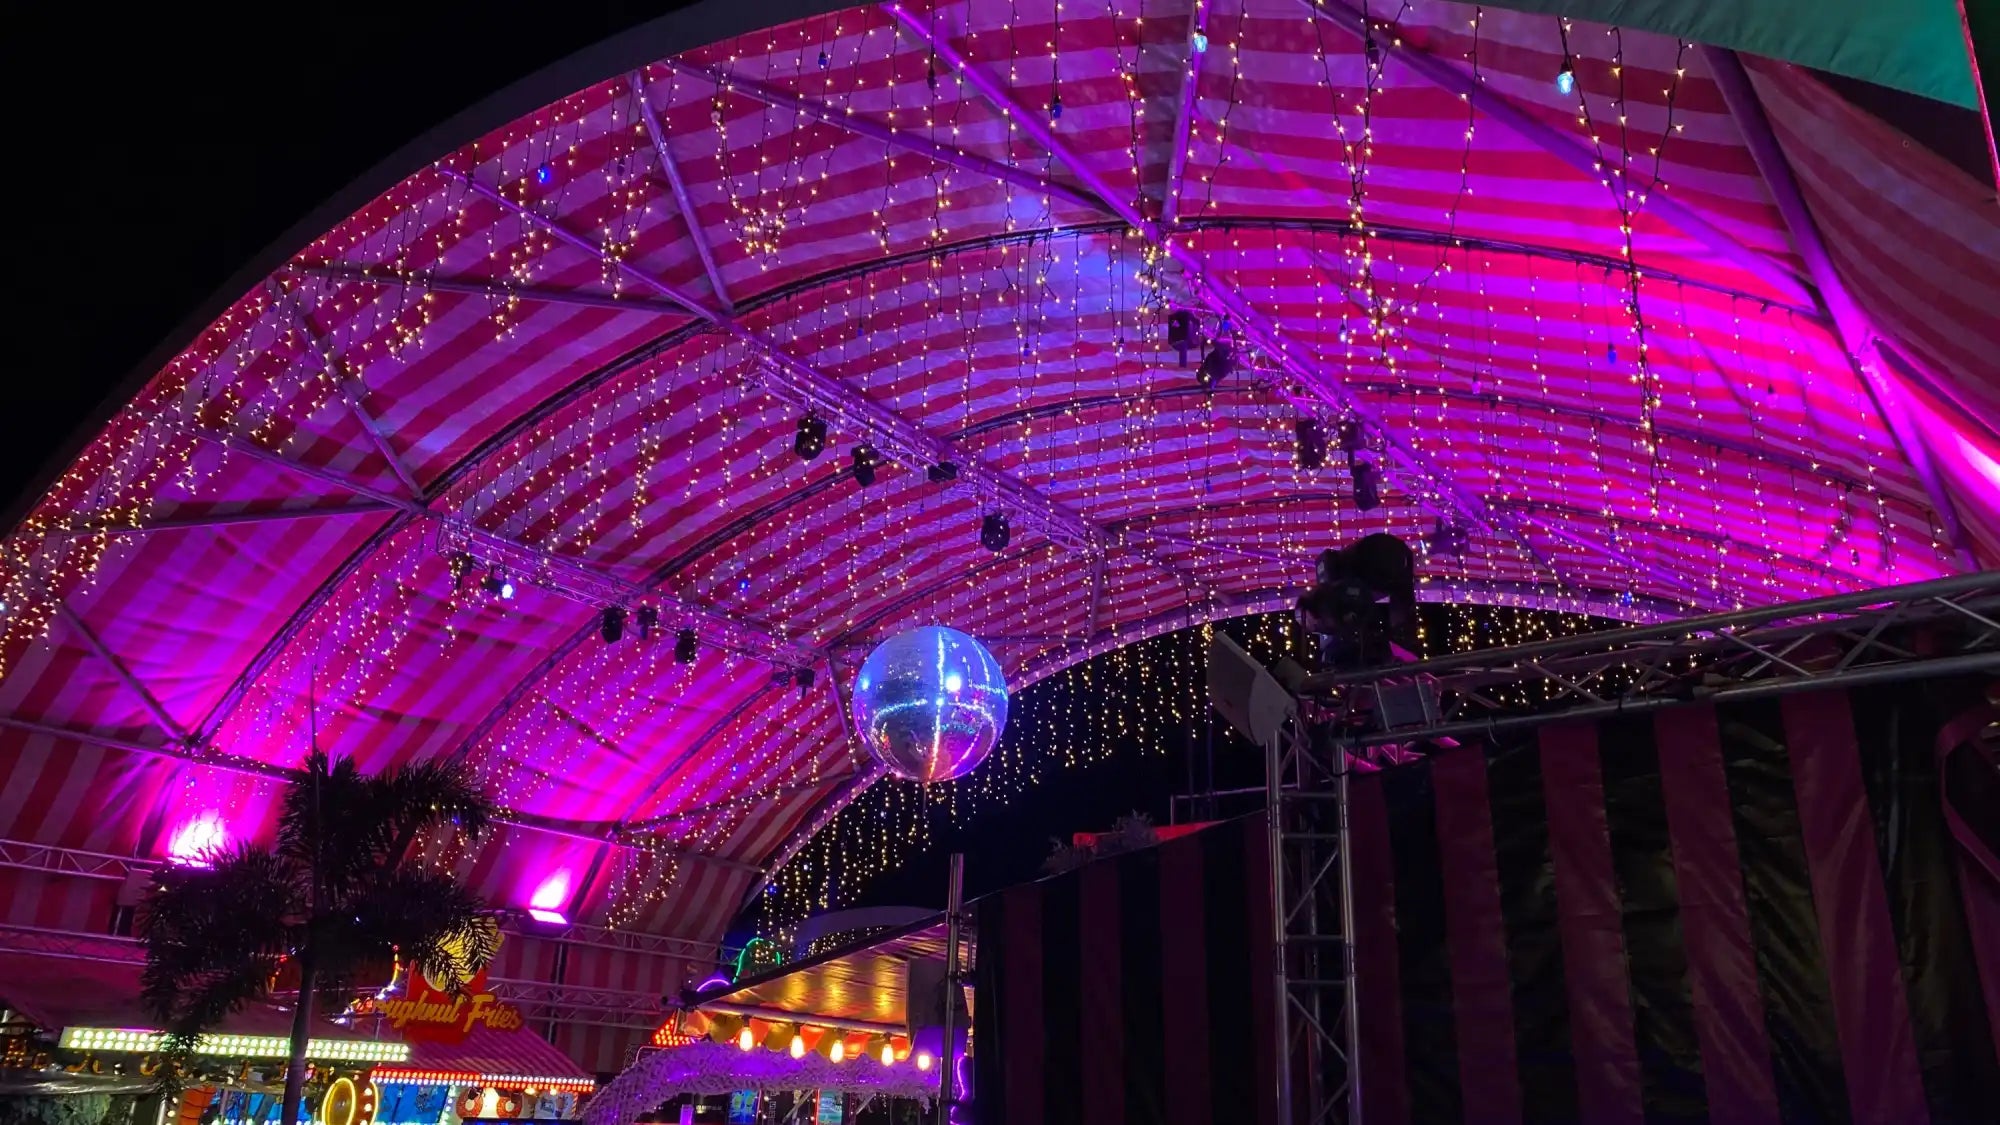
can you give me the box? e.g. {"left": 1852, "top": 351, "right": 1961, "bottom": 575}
{"left": 3, "top": 0, "right": 1995, "bottom": 1069}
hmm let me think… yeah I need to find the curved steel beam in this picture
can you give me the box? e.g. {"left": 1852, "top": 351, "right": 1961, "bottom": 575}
{"left": 446, "top": 168, "right": 1105, "bottom": 555}
{"left": 1160, "top": 1, "right": 1213, "bottom": 226}
{"left": 1702, "top": 46, "right": 1976, "bottom": 570}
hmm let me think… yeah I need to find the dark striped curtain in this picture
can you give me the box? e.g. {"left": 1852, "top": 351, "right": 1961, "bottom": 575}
{"left": 1352, "top": 676, "right": 2000, "bottom": 1125}
{"left": 973, "top": 817, "right": 1278, "bottom": 1125}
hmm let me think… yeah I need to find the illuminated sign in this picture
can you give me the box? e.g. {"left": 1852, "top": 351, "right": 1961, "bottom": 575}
{"left": 377, "top": 963, "right": 523, "bottom": 1043}
{"left": 57, "top": 1028, "right": 407, "bottom": 1063}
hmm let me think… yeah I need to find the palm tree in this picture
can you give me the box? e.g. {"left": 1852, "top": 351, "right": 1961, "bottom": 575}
{"left": 141, "top": 751, "right": 499, "bottom": 1125}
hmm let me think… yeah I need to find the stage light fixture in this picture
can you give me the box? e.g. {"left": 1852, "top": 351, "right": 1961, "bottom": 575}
{"left": 1351, "top": 461, "right": 1382, "bottom": 512}
{"left": 1167, "top": 309, "right": 1196, "bottom": 366}
{"left": 1426, "top": 519, "right": 1471, "bottom": 560}
{"left": 674, "top": 628, "right": 699, "bottom": 664}
{"left": 480, "top": 568, "right": 515, "bottom": 600}
{"left": 794, "top": 415, "right": 828, "bottom": 460}
{"left": 448, "top": 552, "right": 473, "bottom": 590}
{"left": 635, "top": 605, "right": 659, "bottom": 641}
{"left": 794, "top": 667, "right": 817, "bottom": 694}
{"left": 600, "top": 607, "right": 626, "bottom": 644}
{"left": 851, "top": 445, "right": 879, "bottom": 487}
{"left": 1196, "top": 341, "right": 1235, "bottom": 389}
{"left": 1295, "top": 418, "right": 1328, "bottom": 470}
{"left": 979, "top": 512, "right": 1011, "bottom": 552}
{"left": 927, "top": 462, "right": 959, "bottom": 484}
{"left": 1338, "top": 420, "right": 1366, "bottom": 455}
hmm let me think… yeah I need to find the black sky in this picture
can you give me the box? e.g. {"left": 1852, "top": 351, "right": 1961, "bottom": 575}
{"left": 8, "top": 2, "right": 689, "bottom": 509}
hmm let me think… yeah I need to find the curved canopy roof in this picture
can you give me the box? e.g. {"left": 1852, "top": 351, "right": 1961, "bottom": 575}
{"left": 3, "top": 0, "right": 1997, "bottom": 954}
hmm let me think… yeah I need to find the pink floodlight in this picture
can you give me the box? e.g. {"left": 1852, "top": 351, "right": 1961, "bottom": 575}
{"left": 166, "top": 812, "right": 229, "bottom": 866}
{"left": 527, "top": 871, "right": 571, "bottom": 924}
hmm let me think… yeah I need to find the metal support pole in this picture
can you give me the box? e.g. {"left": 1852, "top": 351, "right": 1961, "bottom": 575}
{"left": 1266, "top": 730, "right": 1293, "bottom": 1124}
{"left": 1336, "top": 762, "right": 1362, "bottom": 1125}
{"left": 939, "top": 853, "right": 967, "bottom": 1125}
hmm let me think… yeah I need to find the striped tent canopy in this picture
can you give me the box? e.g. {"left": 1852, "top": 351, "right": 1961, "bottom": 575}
{"left": 3, "top": 0, "right": 1997, "bottom": 1069}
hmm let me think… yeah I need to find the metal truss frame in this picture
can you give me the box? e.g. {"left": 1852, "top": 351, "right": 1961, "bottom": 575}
{"left": 0, "top": 839, "right": 723, "bottom": 961}
{"left": 1264, "top": 722, "right": 1360, "bottom": 1125}
{"left": 484, "top": 978, "right": 664, "bottom": 1031}
{"left": 1259, "top": 572, "right": 1996, "bottom": 1125}
{"left": 0, "top": 920, "right": 674, "bottom": 1031}
{"left": 1300, "top": 571, "right": 2000, "bottom": 749}
{"left": 0, "top": 840, "right": 154, "bottom": 883}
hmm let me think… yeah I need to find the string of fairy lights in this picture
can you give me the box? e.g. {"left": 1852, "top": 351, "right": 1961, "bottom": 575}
{"left": 749, "top": 600, "right": 1622, "bottom": 941}
{"left": 0, "top": 1, "right": 1957, "bottom": 931}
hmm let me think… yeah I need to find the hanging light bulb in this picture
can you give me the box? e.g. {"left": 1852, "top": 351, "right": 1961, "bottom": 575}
{"left": 790, "top": 1033, "right": 806, "bottom": 1060}
{"left": 1191, "top": 30, "right": 1209, "bottom": 54}
{"left": 916, "top": 1051, "right": 933, "bottom": 1072}
{"left": 830, "top": 1039, "right": 845, "bottom": 1063}
{"left": 1556, "top": 59, "right": 1577, "bottom": 96}
{"left": 881, "top": 1043, "right": 896, "bottom": 1066}
{"left": 738, "top": 1027, "right": 755, "bottom": 1052}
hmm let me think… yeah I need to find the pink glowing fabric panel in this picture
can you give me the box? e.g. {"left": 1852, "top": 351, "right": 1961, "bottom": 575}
{"left": 0, "top": 0, "right": 1995, "bottom": 952}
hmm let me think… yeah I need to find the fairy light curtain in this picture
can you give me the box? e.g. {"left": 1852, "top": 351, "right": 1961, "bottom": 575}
{"left": 0, "top": 0, "right": 1995, "bottom": 1030}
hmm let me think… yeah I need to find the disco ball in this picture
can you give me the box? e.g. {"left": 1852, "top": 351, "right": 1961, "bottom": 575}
{"left": 850, "top": 626, "right": 1009, "bottom": 783}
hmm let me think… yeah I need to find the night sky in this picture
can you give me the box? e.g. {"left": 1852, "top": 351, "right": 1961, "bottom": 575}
{"left": 9, "top": 2, "right": 690, "bottom": 510}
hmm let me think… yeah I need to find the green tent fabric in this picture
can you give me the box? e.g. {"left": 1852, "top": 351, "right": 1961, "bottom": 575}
{"left": 1483, "top": 0, "right": 1981, "bottom": 108}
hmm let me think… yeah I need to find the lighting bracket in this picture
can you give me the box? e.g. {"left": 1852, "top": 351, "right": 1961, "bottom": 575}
{"left": 436, "top": 522, "right": 815, "bottom": 670}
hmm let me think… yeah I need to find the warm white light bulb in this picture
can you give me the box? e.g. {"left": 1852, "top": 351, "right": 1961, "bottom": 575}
{"left": 881, "top": 1044, "right": 896, "bottom": 1066}
{"left": 916, "top": 1051, "right": 933, "bottom": 1072}
{"left": 738, "top": 1028, "right": 754, "bottom": 1052}
{"left": 789, "top": 1033, "right": 806, "bottom": 1059}
{"left": 830, "top": 1040, "right": 845, "bottom": 1063}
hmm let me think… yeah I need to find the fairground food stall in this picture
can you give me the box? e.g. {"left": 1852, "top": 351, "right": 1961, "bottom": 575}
{"left": 1, "top": 940, "right": 595, "bottom": 1125}
{"left": 588, "top": 918, "right": 968, "bottom": 1125}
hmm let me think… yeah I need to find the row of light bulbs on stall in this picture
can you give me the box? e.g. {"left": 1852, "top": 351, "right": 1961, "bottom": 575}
{"left": 732, "top": 1025, "right": 932, "bottom": 1071}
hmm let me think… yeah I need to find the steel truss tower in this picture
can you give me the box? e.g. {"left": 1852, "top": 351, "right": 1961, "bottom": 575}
{"left": 1260, "top": 571, "right": 1997, "bottom": 1125}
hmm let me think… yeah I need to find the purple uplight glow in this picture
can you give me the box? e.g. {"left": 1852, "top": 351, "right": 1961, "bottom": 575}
{"left": 165, "top": 811, "right": 228, "bottom": 866}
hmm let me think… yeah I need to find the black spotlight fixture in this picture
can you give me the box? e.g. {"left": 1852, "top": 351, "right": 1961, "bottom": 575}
{"left": 480, "top": 567, "right": 516, "bottom": 601}
{"left": 851, "top": 445, "right": 880, "bottom": 487}
{"left": 600, "top": 606, "right": 627, "bottom": 644}
{"left": 1196, "top": 340, "right": 1235, "bottom": 389}
{"left": 979, "top": 512, "right": 1011, "bottom": 552}
{"left": 1351, "top": 460, "right": 1382, "bottom": 512}
{"left": 635, "top": 605, "right": 660, "bottom": 641}
{"left": 1295, "top": 418, "right": 1328, "bottom": 470}
{"left": 674, "top": 628, "right": 699, "bottom": 664}
{"left": 793, "top": 666, "right": 817, "bottom": 695}
{"left": 794, "top": 414, "right": 828, "bottom": 460}
{"left": 1426, "top": 519, "right": 1471, "bottom": 560}
{"left": 927, "top": 461, "right": 960, "bottom": 484}
{"left": 1338, "top": 419, "right": 1367, "bottom": 456}
{"left": 1167, "top": 309, "right": 1196, "bottom": 366}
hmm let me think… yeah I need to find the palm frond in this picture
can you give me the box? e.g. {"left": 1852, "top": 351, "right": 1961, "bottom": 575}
{"left": 344, "top": 867, "right": 499, "bottom": 992}
{"left": 373, "top": 758, "right": 496, "bottom": 843}
{"left": 141, "top": 845, "right": 303, "bottom": 1024}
